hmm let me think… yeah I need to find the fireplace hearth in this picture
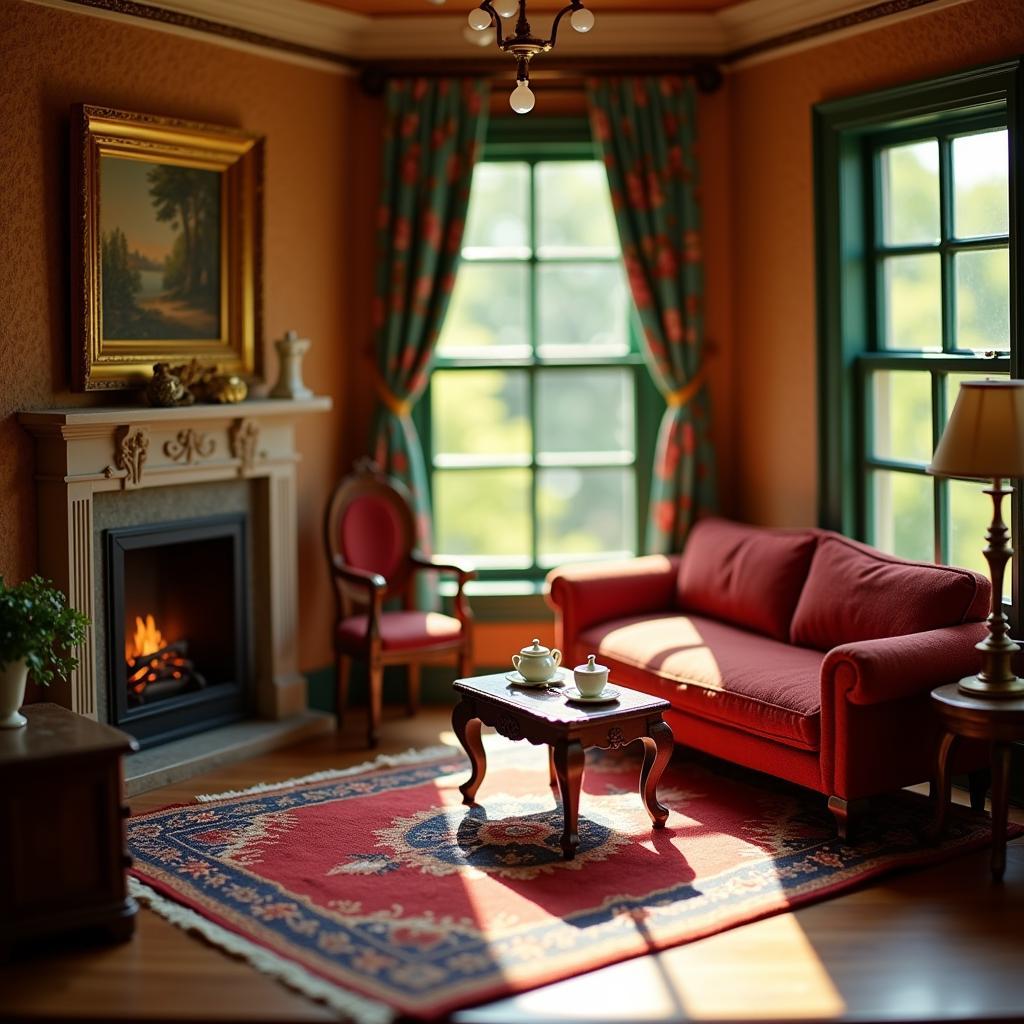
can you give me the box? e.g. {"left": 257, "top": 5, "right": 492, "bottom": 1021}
{"left": 106, "top": 514, "right": 250, "bottom": 748}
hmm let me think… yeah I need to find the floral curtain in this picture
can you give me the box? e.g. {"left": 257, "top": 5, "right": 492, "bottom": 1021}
{"left": 586, "top": 76, "right": 716, "bottom": 553}
{"left": 369, "top": 78, "right": 488, "bottom": 553}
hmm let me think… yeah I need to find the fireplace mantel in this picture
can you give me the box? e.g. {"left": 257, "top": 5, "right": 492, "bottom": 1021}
{"left": 19, "top": 397, "right": 331, "bottom": 723}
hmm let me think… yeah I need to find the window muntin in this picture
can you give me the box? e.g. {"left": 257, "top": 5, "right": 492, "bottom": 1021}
{"left": 863, "top": 124, "right": 1010, "bottom": 589}
{"left": 426, "top": 153, "right": 644, "bottom": 578}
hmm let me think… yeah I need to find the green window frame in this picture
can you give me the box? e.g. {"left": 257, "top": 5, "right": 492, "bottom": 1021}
{"left": 815, "top": 59, "right": 1023, "bottom": 626}
{"left": 417, "top": 118, "right": 662, "bottom": 587}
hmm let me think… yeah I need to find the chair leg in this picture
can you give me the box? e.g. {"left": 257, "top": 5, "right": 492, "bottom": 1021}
{"left": 407, "top": 664, "right": 421, "bottom": 718}
{"left": 368, "top": 662, "right": 383, "bottom": 749}
{"left": 458, "top": 642, "right": 473, "bottom": 681}
{"left": 335, "top": 655, "right": 350, "bottom": 730}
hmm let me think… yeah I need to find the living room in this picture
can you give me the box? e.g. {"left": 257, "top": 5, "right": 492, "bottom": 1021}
{"left": 2, "top": 0, "right": 1023, "bottom": 1021}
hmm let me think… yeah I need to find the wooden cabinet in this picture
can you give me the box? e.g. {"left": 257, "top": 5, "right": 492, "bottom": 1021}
{"left": 0, "top": 703, "right": 137, "bottom": 956}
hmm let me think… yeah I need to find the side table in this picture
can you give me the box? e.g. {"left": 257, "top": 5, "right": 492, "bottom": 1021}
{"left": 0, "top": 703, "right": 139, "bottom": 958}
{"left": 452, "top": 672, "right": 673, "bottom": 860}
{"left": 929, "top": 683, "right": 1024, "bottom": 881}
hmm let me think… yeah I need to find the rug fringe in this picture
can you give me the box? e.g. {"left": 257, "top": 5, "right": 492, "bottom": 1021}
{"left": 129, "top": 878, "right": 393, "bottom": 1024}
{"left": 194, "top": 745, "right": 457, "bottom": 803}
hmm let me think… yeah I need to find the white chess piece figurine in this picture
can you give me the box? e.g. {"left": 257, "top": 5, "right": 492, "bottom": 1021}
{"left": 269, "top": 330, "right": 313, "bottom": 400}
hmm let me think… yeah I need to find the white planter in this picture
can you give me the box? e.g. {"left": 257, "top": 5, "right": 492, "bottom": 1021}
{"left": 0, "top": 658, "right": 29, "bottom": 728}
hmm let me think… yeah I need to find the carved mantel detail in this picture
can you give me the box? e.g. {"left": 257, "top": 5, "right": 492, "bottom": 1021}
{"left": 114, "top": 425, "right": 149, "bottom": 487}
{"left": 229, "top": 418, "right": 261, "bottom": 474}
{"left": 164, "top": 429, "right": 216, "bottom": 464}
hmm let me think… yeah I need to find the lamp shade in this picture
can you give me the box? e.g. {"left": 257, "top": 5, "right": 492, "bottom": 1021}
{"left": 929, "top": 380, "right": 1024, "bottom": 479}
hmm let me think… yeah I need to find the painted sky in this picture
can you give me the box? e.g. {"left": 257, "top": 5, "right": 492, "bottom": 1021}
{"left": 99, "top": 156, "right": 218, "bottom": 265}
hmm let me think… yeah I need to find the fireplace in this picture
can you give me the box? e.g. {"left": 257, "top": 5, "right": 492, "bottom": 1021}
{"left": 105, "top": 514, "right": 251, "bottom": 748}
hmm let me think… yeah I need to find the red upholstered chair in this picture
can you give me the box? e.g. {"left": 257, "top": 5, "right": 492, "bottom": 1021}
{"left": 324, "top": 460, "right": 474, "bottom": 747}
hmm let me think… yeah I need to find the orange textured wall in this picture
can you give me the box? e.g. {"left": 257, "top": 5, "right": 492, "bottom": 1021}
{"left": 0, "top": 3, "right": 353, "bottom": 673}
{"left": 731, "top": 0, "right": 1024, "bottom": 527}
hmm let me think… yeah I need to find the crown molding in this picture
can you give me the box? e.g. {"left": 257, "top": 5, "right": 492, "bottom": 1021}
{"left": 22, "top": 0, "right": 964, "bottom": 69}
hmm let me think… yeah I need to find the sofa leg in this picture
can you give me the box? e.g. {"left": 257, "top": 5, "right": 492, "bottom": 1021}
{"left": 828, "top": 795, "right": 866, "bottom": 842}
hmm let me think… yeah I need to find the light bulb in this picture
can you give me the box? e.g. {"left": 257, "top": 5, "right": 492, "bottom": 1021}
{"left": 571, "top": 7, "right": 595, "bottom": 32}
{"left": 463, "top": 24, "right": 495, "bottom": 46}
{"left": 492, "top": 0, "right": 518, "bottom": 17}
{"left": 467, "top": 8, "right": 491, "bottom": 30}
{"left": 510, "top": 79, "right": 535, "bottom": 114}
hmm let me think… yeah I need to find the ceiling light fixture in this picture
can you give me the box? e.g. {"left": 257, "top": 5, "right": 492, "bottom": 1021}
{"left": 466, "top": 1, "right": 596, "bottom": 114}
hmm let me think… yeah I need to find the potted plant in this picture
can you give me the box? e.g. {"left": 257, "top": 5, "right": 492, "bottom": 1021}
{"left": 0, "top": 576, "right": 89, "bottom": 728}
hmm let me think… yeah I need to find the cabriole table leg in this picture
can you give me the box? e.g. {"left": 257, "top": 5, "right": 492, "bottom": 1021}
{"left": 553, "top": 739, "right": 585, "bottom": 860}
{"left": 640, "top": 719, "right": 673, "bottom": 827}
{"left": 451, "top": 699, "right": 486, "bottom": 805}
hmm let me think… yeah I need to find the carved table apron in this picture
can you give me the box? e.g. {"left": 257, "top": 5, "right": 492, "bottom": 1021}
{"left": 451, "top": 673, "right": 674, "bottom": 860}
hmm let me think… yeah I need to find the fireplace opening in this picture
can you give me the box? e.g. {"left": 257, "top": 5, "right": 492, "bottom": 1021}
{"left": 106, "top": 514, "right": 251, "bottom": 748}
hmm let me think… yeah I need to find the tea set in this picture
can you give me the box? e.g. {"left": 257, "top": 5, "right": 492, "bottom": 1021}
{"left": 505, "top": 638, "right": 620, "bottom": 705}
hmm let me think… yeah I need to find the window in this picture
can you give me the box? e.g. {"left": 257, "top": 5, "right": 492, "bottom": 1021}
{"left": 421, "top": 125, "right": 657, "bottom": 583}
{"left": 815, "top": 61, "right": 1021, "bottom": 615}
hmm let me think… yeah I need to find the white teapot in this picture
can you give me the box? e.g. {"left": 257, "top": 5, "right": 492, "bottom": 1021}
{"left": 512, "top": 638, "right": 562, "bottom": 682}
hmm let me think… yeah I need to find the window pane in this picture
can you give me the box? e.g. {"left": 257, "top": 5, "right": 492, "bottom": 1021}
{"left": 536, "top": 368, "right": 634, "bottom": 455}
{"left": 538, "top": 468, "right": 635, "bottom": 563}
{"left": 462, "top": 162, "right": 530, "bottom": 256}
{"left": 431, "top": 369, "right": 529, "bottom": 457}
{"left": 871, "top": 371, "right": 932, "bottom": 464}
{"left": 880, "top": 140, "right": 939, "bottom": 246}
{"left": 436, "top": 264, "right": 529, "bottom": 354}
{"left": 955, "top": 248, "right": 1009, "bottom": 351}
{"left": 953, "top": 130, "right": 1009, "bottom": 239}
{"left": 949, "top": 478, "right": 1009, "bottom": 599}
{"left": 536, "top": 161, "right": 620, "bottom": 256}
{"left": 537, "top": 264, "right": 630, "bottom": 355}
{"left": 434, "top": 469, "right": 531, "bottom": 562}
{"left": 872, "top": 469, "right": 934, "bottom": 562}
{"left": 882, "top": 254, "right": 941, "bottom": 350}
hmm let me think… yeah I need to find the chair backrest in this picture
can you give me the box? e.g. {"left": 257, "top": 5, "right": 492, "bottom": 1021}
{"left": 324, "top": 460, "right": 418, "bottom": 604}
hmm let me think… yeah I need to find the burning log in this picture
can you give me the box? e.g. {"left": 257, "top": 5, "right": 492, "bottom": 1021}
{"left": 127, "top": 639, "right": 206, "bottom": 703}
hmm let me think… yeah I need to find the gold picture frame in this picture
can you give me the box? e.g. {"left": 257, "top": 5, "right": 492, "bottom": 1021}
{"left": 71, "top": 104, "right": 263, "bottom": 391}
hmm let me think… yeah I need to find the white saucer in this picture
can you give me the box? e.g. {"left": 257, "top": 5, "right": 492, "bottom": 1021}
{"left": 565, "top": 685, "right": 620, "bottom": 705}
{"left": 505, "top": 668, "right": 566, "bottom": 688}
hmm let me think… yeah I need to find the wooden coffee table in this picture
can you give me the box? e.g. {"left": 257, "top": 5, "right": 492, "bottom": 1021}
{"left": 451, "top": 672, "right": 673, "bottom": 860}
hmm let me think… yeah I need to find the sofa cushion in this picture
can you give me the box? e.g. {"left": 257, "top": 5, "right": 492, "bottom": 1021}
{"left": 579, "top": 612, "right": 824, "bottom": 751}
{"left": 676, "top": 518, "right": 818, "bottom": 642}
{"left": 790, "top": 533, "right": 990, "bottom": 651}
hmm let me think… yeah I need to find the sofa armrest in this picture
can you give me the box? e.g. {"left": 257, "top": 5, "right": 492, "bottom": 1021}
{"left": 821, "top": 622, "right": 988, "bottom": 706}
{"left": 545, "top": 555, "right": 680, "bottom": 653}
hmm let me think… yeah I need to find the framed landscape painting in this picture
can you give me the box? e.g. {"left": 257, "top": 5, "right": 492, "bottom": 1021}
{"left": 71, "top": 105, "right": 263, "bottom": 390}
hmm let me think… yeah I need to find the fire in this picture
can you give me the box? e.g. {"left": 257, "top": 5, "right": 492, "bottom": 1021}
{"left": 126, "top": 613, "right": 167, "bottom": 661}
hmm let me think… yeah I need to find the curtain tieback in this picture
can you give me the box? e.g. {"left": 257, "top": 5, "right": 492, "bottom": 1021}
{"left": 370, "top": 365, "right": 412, "bottom": 419}
{"left": 665, "top": 364, "right": 708, "bottom": 409}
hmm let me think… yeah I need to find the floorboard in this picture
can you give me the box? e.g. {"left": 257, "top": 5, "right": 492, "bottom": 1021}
{"left": 2, "top": 707, "right": 1021, "bottom": 1024}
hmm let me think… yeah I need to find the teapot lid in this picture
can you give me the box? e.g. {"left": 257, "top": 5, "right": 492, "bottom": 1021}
{"left": 575, "top": 654, "right": 606, "bottom": 673}
{"left": 519, "top": 638, "right": 550, "bottom": 656}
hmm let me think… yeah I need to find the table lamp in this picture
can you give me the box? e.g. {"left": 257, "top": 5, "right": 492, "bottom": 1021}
{"left": 928, "top": 379, "right": 1024, "bottom": 698}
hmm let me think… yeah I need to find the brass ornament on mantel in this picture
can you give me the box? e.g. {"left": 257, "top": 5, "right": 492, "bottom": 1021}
{"left": 207, "top": 375, "right": 248, "bottom": 404}
{"left": 146, "top": 363, "right": 194, "bottom": 408}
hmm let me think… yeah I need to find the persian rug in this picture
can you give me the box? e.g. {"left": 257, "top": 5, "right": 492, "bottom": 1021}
{"left": 128, "top": 741, "right": 1003, "bottom": 1023}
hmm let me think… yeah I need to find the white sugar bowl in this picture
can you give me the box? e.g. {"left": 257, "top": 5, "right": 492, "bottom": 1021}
{"left": 512, "top": 638, "right": 562, "bottom": 682}
{"left": 574, "top": 654, "right": 609, "bottom": 697}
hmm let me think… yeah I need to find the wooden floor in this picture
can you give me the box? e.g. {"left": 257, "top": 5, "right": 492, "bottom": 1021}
{"left": 2, "top": 707, "right": 1022, "bottom": 1024}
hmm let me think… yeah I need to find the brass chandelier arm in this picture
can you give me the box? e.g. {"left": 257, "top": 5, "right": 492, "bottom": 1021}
{"left": 547, "top": 1, "right": 586, "bottom": 50}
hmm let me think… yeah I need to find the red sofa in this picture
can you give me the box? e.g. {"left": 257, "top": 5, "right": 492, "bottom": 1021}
{"left": 546, "top": 518, "right": 990, "bottom": 836}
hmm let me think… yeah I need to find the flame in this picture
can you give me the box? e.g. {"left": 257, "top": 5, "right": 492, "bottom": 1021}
{"left": 126, "top": 614, "right": 167, "bottom": 661}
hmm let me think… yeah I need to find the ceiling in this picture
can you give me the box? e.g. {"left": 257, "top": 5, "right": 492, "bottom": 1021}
{"left": 310, "top": 0, "right": 744, "bottom": 15}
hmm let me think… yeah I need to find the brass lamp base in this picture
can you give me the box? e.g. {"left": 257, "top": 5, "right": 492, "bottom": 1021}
{"left": 958, "top": 673, "right": 1024, "bottom": 699}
